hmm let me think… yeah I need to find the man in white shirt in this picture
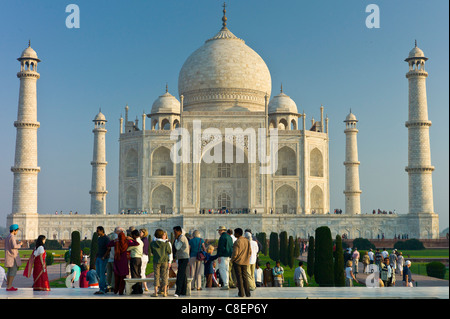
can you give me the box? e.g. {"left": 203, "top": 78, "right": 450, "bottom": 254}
{"left": 368, "top": 249, "right": 374, "bottom": 265}
{"left": 244, "top": 231, "right": 259, "bottom": 291}
{"left": 352, "top": 247, "right": 360, "bottom": 274}
{"left": 254, "top": 262, "right": 263, "bottom": 287}
{"left": 294, "top": 261, "right": 308, "bottom": 287}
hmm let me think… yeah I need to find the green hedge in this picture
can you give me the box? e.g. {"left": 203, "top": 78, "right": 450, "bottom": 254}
{"left": 394, "top": 239, "right": 425, "bottom": 250}
{"left": 426, "top": 261, "right": 446, "bottom": 279}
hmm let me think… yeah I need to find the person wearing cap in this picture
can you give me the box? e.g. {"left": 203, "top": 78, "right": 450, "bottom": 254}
{"left": 5, "top": 224, "right": 23, "bottom": 291}
{"left": 216, "top": 226, "right": 233, "bottom": 290}
{"left": 403, "top": 260, "right": 414, "bottom": 287}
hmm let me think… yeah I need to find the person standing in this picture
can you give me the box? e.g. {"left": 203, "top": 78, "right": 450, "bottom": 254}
{"left": 244, "top": 231, "right": 258, "bottom": 291}
{"left": 273, "top": 261, "right": 284, "bottom": 287}
{"left": 352, "top": 247, "right": 360, "bottom": 274}
{"left": 230, "top": 228, "right": 251, "bottom": 297}
{"left": 263, "top": 262, "right": 274, "bottom": 287}
{"left": 94, "top": 226, "right": 110, "bottom": 295}
{"left": 381, "top": 257, "right": 395, "bottom": 287}
{"left": 128, "top": 229, "right": 143, "bottom": 294}
{"left": 403, "top": 260, "right": 414, "bottom": 287}
{"left": 216, "top": 226, "right": 233, "bottom": 290}
{"left": 204, "top": 245, "right": 219, "bottom": 288}
{"left": 189, "top": 230, "right": 206, "bottom": 290}
{"left": 397, "top": 252, "right": 405, "bottom": 276}
{"left": 23, "top": 235, "right": 50, "bottom": 291}
{"left": 140, "top": 228, "right": 150, "bottom": 292}
{"left": 345, "top": 260, "right": 356, "bottom": 287}
{"left": 173, "top": 226, "right": 190, "bottom": 297}
{"left": 389, "top": 250, "right": 398, "bottom": 274}
{"left": 150, "top": 229, "right": 172, "bottom": 297}
{"left": 106, "top": 232, "right": 139, "bottom": 295}
{"left": 362, "top": 251, "right": 370, "bottom": 274}
{"left": 294, "top": 261, "right": 308, "bottom": 287}
{"left": 5, "top": 224, "right": 22, "bottom": 291}
{"left": 254, "top": 262, "right": 263, "bottom": 287}
{"left": 368, "top": 248, "right": 374, "bottom": 265}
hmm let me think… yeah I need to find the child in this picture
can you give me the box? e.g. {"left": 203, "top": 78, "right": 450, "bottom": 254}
{"left": 65, "top": 263, "right": 81, "bottom": 288}
{"left": 150, "top": 228, "right": 172, "bottom": 297}
{"left": 86, "top": 266, "right": 100, "bottom": 289}
{"left": 204, "top": 245, "right": 219, "bottom": 288}
{"left": 79, "top": 264, "right": 89, "bottom": 288}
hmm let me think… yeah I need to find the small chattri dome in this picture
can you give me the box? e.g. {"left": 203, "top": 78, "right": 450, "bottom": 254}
{"left": 18, "top": 45, "right": 40, "bottom": 62}
{"left": 344, "top": 111, "right": 357, "bottom": 122}
{"left": 151, "top": 90, "right": 180, "bottom": 115}
{"left": 408, "top": 46, "right": 425, "bottom": 59}
{"left": 268, "top": 91, "right": 298, "bottom": 114}
{"left": 94, "top": 111, "right": 107, "bottom": 122}
{"left": 406, "top": 41, "right": 427, "bottom": 61}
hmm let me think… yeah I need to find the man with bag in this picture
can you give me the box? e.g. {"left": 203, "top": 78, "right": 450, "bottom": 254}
{"left": 216, "top": 226, "right": 233, "bottom": 290}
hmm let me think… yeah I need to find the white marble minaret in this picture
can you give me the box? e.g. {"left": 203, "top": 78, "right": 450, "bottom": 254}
{"left": 343, "top": 110, "right": 361, "bottom": 215}
{"left": 89, "top": 110, "right": 108, "bottom": 215}
{"left": 405, "top": 42, "right": 435, "bottom": 215}
{"left": 11, "top": 43, "right": 41, "bottom": 217}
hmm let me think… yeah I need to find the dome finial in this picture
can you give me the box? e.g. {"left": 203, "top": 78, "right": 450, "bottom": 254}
{"left": 166, "top": 82, "right": 168, "bottom": 93}
{"left": 28, "top": 40, "right": 31, "bottom": 47}
{"left": 280, "top": 82, "right": 283, "bottom": 93}
{"left": 222, "top": 2, "right": 228, "bottom": 30}
{"left": 415, "top": 39, "right": 417, "bottom": 48}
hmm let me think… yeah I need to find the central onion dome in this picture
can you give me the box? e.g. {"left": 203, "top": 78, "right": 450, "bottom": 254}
{"left": 178, "top": 8, "right": 271, "bottom": 112}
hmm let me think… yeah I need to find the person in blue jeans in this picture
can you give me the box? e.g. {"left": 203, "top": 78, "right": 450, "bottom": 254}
{"left": 94, "top": 226, "right": 110, "bottom": 294}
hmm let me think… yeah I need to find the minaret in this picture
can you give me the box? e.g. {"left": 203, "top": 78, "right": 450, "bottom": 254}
{"left": 90, "top": 110, "right": 108, "bottom": 215}
{"left": 343, "top": 110, "right": 361, "bottom": 215}
{"left": 405, "top": 42, "right": 435, "bottom": 215}
{"left": 11, "top": 43, "right": 41, "bottom": 216}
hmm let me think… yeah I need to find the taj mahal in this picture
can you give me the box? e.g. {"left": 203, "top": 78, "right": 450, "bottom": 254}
{"left": 6, "top": 6, "right": 439, "bottom": 241}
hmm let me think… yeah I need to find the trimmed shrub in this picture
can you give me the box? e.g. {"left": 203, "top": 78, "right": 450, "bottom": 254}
{"left": 307, "top": 236, "right": 315, "bottom": 279}
{"left": 260, "top": 232, "right": 268, "bottom": 256}
{"left": 426, "top": 262, "right": 446, "bottom": 279}
{"left": 288, "top": 236, "right": 295, "bottom": 269}
{"left": 394, "top": 239, "right": 425, "bottom": 250}
{"left": 46, "top": 253, "right": 54, "bottom": 266}
{"left": 269, "top": 232, "right": 279, "bottom": 262}
{"left": 314, "top": 226, "right": 334, "bottom": 287}
{"left": 334, "top": 235, "right": 345, "bottom": 287}
{"left": 279, "top": 231, "right": 288, "bottom": 266}
{"left": 70, "top": 231, "right": 81, "bottom": 266}
{"left": 294, "top": 237, "right": 300, "bottom": 258}
{"left": 352, "top": 238, "right": 376, "bottom": 250}
{"left": 90, "top": 232, "right": 99, "bottom": 269}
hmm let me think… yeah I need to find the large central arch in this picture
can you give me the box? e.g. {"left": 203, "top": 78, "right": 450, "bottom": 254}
{"left": 199, "top": 142, "right": 249, "bottom": 212}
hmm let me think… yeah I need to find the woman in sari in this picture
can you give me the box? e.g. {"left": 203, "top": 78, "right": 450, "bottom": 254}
{"left": 106, "top": 231, "right": 139, "bottom": 295}
{"left": 24, "top": 235, "right": 50, "bottom": 291}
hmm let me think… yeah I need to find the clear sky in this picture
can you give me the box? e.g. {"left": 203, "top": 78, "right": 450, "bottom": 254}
{"left": 0, "top": 0, "right": 448, "bottom": 231}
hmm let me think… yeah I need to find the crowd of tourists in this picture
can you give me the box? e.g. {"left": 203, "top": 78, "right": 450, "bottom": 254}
{"left": 2, "top": 223, "right": 418, "bottom": 294}
{"left": 342, "top": 246, "right": 414, "bottom": 287}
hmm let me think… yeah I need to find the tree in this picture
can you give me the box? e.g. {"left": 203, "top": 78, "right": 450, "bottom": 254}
{"left": 260, "top": 232, "right": 268, "bottom": 256}
{"left": 334, "top": 235, "right": 345, "bottom": 287}
{"left": 307, "top": 236, "right": 315, "bottom": 279}
{"left": 294, "top": 237, "right": 300, "bottom": 258}
{"left": 314, "top": 226, "right": 334, "bottom": 287}
{"left": 269, "top": 232, "right": 279, "bottom": 262}
{"left": 288, "top": 236, "right": 295, "bottom": 269}
{"left": 90, "top": 231, "right": 99, "bottom": 270}
{"left": 279, "top": 231, "right": 288, "bottom": 266}
{"left": 70, "top": 231, "right": 81, "bottom": 266}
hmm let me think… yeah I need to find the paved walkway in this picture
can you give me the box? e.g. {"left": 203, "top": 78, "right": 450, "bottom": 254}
{"left": 1, "top": 286, "right": 448, "bottom": 299}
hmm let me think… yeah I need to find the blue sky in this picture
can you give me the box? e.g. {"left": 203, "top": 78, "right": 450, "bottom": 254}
{"left": 0, "top": 0, "right": 448, "bottom": 231}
